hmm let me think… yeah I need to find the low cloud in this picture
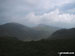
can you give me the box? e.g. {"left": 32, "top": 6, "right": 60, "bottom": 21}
{"left": 0, "top": 0, "right": 75, "bottom": 28}
{"left": 25, "top": 9, "right": 75, "bottom": 28}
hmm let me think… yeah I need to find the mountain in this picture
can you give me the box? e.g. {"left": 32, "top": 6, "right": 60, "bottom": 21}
{"left": 0, "top": 26, "right": 74, "bottom": 56}
{"left": 33, "top": 24, "right": 61, "bottom": 38}
{"left": 0, "top": 23, "right": 42, "bottom": 41}
{"left": 49, "top": 28, "right": 75, "bottom": 39}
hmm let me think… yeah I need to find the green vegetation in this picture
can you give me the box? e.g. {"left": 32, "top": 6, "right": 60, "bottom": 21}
{"left": 0, "top": 36, "right": 74, "bottom": 56}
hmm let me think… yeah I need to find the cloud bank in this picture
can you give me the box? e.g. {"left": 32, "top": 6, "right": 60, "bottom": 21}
{"left": 25, "top": 9, "right": 75, "bottom": 28}
{"left": 0, "top": 0, "right": 75, "bottom": 28}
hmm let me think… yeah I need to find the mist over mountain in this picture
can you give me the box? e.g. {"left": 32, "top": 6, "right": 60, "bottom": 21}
{"left": 33, "top": 24, "right": 60, "bottom": 31}
{"left": 33, "top": 24, "right": 61, "bottom": 38}
{"left": 0, "top": 23, "right": 74, "bottom": 56}
{"left": 0, "top": 22, "right": 61, "bottom": 40}
{"left": 0, "top": 0, "right": 75, "bottom": 28}
{"left": 0, "top": 0, "right": 75, "bottom": 56}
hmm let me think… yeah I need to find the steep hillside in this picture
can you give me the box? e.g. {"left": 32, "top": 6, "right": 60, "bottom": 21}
{"left": 49, "top": 28, "right": 75, "bottom": 39}
{"left": 0, "top": 23, "right": 41, "bottom": 41}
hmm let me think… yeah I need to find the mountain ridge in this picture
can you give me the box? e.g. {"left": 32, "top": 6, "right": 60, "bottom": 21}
{"left": 0, "top": 23, "right": 41, "bottom": 41}
{"left": 49, "top": 28, "right": 75, "bottom": 39}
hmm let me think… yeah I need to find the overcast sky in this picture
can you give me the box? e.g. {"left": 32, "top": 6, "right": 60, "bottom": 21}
{"left": 0, "top": 0, "right": 75, "bottom": 28}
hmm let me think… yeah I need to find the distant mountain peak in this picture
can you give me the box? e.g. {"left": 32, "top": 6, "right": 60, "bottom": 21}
{"left": 0, "top": 22, "right": 41, "bottom": 41}
{"left": 33, "top": 24, "right": 61, "bottom": 31}
{"left": 3, "top": 22, "right": 24, "bottom": 26}
{"left": 38, "top": 24, "right": 49, "bottom": 26}
{"left": 1, "top": 22, "right": 31, "bottom": 30}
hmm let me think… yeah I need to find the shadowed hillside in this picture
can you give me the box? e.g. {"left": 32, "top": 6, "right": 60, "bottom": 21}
{"left": 49, "top": 28, "right": 75, "bottom": 39}
{"left": 0, "top": 23, "right": 61, "bottom": 40}
{"left": 0, "top": 23, "right": 75, "bottom": 56}
{"left": 0, "top": 23, "right": 43, "bottom": 41}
